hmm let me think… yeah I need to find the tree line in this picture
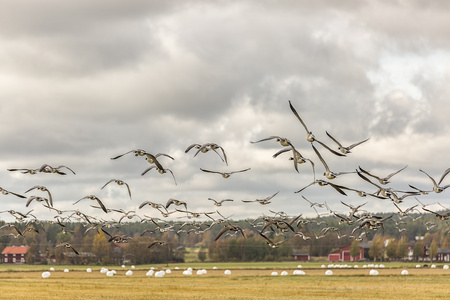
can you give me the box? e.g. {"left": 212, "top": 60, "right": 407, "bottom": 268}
{"left": 0, "top": 211, "right": 448, "bottom": 264}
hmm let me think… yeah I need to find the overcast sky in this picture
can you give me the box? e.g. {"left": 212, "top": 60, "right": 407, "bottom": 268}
{"left": 1, "top": 1, "right": 450, "bottom": 223}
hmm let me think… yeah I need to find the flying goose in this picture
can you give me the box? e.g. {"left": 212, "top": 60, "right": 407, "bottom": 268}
{"left": 419, "top": 168, "right": 450, "bottom": 193}
{"left": 24, "top": 185, "right": 53, "bottom": 207}
{"left": 258, "top": 232, "right": 288, "bottom": 248}
{"left": 141, "top": 166, "right": 177, "bottom": 185}
{"left": 166, "top": 198, "right": 187, "bottom": 210}
{"left": 358, "top": 165, "right": 407, "bottom": 185}
{"left": 138, "top": 201, "right": 165, "bottom": 210}
{"left": 101, "top": 179, "right": 132, "bottom": 199}
{"left": 288, "top": 100, "right": 346, "bottom": 157}
{"left": 393, "top": 203, "right": 418, "bottom": 217}
{"left": 0, "top": 224, "right": 23, "bottom": 236}
{"left": 26, "top": 196, "right": 50, "bottom": 208}
{"left": 214, "top": 224, "right": 245, "bottom": 241}
{"left": 73, "top": 195, "right": 108, "bottom": 213}
{"left": 386, "top": 188, "right": 420, "bottom": 204}
{"left": 0, "top": 187, "right": 26, "bottom": 199}
{"left": 7, "top": 168, "right": 40, "bottom": 175}
{"left": 55, "top": 242, "right": 79, "bottom": 255}
{"left": 422, "top": 207, "right": 450, "bottom": 221}
{"left": 356, "top": 170, "right": 392, "bottom": 198}
{"left": 39, "top": 164, "right": 75, "bottom": 175}
{"left": 110, "top": 149, "right": 147, "bottom": 159}
{"left": 312, "top": 144, "right": 355, "bottom": 180}
{"left": 250, "top": 136, "right": 292, "bottom": 147}
{"left": 325, "top": 131, "right": 370, "bottom": 154}
{"left": 301, "top": 195, "right": 329, "bottom": 209}
{"left": 272, "top": 145, "right": 315, "bottom": 174}
{"left": 295, "top": 179, "right": 348, "bottom": 196}
{"left": 148, "top": 240, "right": 168, "bottom": 248}
{"left": 200, "top": 167, "right": 250, "bottom": 178}
{"left": 242, "top": 191, "right": 279, "bottom": 205}
{"left": 186, "top": 143, "right": 227, "bottom": 164}
{"left": 144, "top": 152, "right": 174, "bottom": 164}
{"left": 207, "top": 198, "right": 234, "bottom": 206}
{"left": 408, "top": 185, "right": 432, "bottom": 195}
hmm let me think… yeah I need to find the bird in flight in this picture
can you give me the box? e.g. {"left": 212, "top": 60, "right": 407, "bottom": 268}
{"left": 288, "top": 100, "right": 345, "bottom": 157}
{"left": 358, "top": 165, "right": 407, "bottom": 185}
{"left": 7, "top": 168, "right": 40, "bottom": 175}
{"left": 148, "top": 240, "right": 168, "bottom": 248}
{"left": 25, "top": 196, "right": 50, "bottom": 208}
{"left": 312, "top": 144, "right": 355, "bottom": 180}
{"left": 325, "top": 131, "right": 370, "bottom": 155}
{"left": 250, "top": 136, "right": 293, "bottom": 147}
{"left": 214, "top": 224, "right": 245, "bottom": 241}
{"left": 208, "top": 198, "right": 234, "bottom": 206}
{"left": 242, "top": 191, "right": 279, "bottom": 205}
{"left": 73, "top": 195, "right": 108, "bottom": 213}
{"left": 185, "top": 143, "right": 228, "bottom": 165}
{"left": 39, "top": 164, "right": 76, "bottom": 175}
{"left": 55, "top": 242, "right": 79, "bottom": 255}
{"left": 422, "top": 207, "right": 450, "bottom": 221}
{"left": 141, "top": 166, "right": 177, "bottom": 185}
{"left": 272, "top": 145, "right": 315, "bottom": 175}
{"left": 110, "top": 149, "right": 148, "bottom": 159}
{"left": 166, "top": 198, "right": 187, "bottom": 210}
{"left": 0, "top": 187, "right": 26, "bottom": 199}
{"left": 24, "top": 185, "right": 53, "bottom": 207}
{"left": 101, "top": 179, "right": 132, "bottom": 199}
{"left": 200, "top": 168, "right": 251, "bottom": 178}
{"left": 419, "top": 168, "right": 450, "bottom": 193}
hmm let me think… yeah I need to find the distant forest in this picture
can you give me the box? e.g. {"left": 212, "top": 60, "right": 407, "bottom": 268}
{"left": 1, "top": 211, "right": 448, "bottom": 264}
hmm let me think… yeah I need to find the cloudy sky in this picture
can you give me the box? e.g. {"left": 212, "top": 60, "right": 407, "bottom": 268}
{"left": 1, "top": 1, "right": 450, "bottom": 223}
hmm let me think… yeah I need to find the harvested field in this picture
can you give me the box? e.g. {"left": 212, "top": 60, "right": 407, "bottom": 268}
{"left": 0, "top": 264, "right": 448, "bottom": 300}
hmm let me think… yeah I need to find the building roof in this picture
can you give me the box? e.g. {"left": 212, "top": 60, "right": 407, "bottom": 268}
{"left": 2, "top": 246, "right": 30, "bottom": 255}
{"left": 359, "top": 243, "right": 371, "bottom": 249}
{"left": 329, "top": 243, "right": 371, "bottom": 254}
{"left": 437, "top": 248, "right": 450, "bottom": 254}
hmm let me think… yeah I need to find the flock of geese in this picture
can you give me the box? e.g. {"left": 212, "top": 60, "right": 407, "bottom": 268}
{"left": 1, "top": 100, "right": 449, "bottom": 256}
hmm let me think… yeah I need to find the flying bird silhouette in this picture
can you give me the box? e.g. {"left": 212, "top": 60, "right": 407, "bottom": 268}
{"left": 200, "top": 168, "right": 251, "bottom": 178}
{"left": 325, "top": 131, "right": 370, "bottom": 155}
{"left": 101, "top": 179, "right": 132, "bottom": 199}
{"left": 288, "top": 100, "right": 345, "bottom": 157}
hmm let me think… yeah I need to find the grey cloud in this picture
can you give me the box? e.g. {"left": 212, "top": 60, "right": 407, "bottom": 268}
{"left": 1, "top": 1, "right": 450, "bottom": 221}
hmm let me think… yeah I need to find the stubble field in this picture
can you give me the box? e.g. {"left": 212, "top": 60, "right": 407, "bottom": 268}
{"left": 0, "top": 263, "right": 448, "bottom": 300}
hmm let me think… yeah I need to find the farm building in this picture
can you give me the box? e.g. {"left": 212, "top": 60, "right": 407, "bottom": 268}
{"left": 328, "top": 243, "right": 370, "bottom": 262}
{"left": 291, "top": 253, "right": 310, "bottom": 261}
{"left": 436, "top": 248, "right": 450, "bottom": 262}
{"left": 2, "top": 246, "right": 30, "bottom": 264}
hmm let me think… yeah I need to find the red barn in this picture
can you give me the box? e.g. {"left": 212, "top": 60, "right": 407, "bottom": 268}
{"left": 2, "top": 246, "right": 30, "bottom": 264}
{"left": 291, "top": 253, "right": 310, "bottom": 261}
{"left": 328, "top": 243, "right": 370, "bottom": 262}
{"left": 436, "top": 248, "right": 450, "bottom": 262}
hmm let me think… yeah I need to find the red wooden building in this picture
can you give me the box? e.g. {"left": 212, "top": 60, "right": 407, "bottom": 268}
{"left": 291, "top": 253, "right": 311, "bottom": 261}
{"left": 328, "top": 243, "right": 370, "bottom": 262}
{"left": 2, "top": 246, "right": 30, "bottom": 264}
{"left": 436, "top": 248, "right": 450, "bottom": 262}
